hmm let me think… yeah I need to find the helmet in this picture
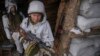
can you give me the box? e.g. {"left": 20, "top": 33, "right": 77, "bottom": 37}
{"left": 28, "top": 1, "right": 45, "bottom": 14}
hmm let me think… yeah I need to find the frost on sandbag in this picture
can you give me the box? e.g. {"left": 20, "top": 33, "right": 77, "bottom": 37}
{"left": 68, "top": 37, "right": 94, "bottom": 56}
{"left": 80, "top": 3, "right": 100, "bottom": 18}
{"left": 77, "top": 16, "right": 100, "bottom": 32}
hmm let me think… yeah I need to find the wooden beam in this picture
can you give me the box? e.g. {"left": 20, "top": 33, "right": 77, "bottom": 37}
{"left": 59, "top": 0, "right": 80, "bottom": 55}
{"left": 54, "top": 0, "right": 66, "bottom": 36}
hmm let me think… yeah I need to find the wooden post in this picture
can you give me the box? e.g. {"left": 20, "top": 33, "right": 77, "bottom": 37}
{"left": 59, "top": 0, "right": 80, "bottom": 55}
{"left": 54, "top": 0, "right": 66, "bottom": 36}
{"left": 54, "top": 0, "right": 67, "bottom": 56}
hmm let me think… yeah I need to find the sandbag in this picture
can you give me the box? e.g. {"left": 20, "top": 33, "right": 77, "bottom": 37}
{"left": 80, "top": 3, "right": 100, "bottom": 18}
{"left": 77, "top": 15, "right": 100, "bottom": 32}
{"left": 68, "top": 37, "right": 94, "bottom": 56}
{"left": 80, "top": 0, "right": 91, "bottom": 13}
{"left": 68, "top": 37, "right": 100, "bottom": 56}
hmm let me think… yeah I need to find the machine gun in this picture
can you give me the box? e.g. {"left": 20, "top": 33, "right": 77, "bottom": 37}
{"left": 20, "top": 27, "right": 55, "bottom": 55}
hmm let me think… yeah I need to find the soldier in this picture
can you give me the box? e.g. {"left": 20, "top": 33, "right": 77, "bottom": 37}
{"left": 2, "top": 2, "right": 24, "bottom": 56}
{"left": 12, "top": 0, "right": 54, "bottom": 56}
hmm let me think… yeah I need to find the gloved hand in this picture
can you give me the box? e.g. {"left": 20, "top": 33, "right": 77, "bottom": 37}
{"left": 46, "top": 41, "right": 54, "bottom": 48}
{"left": 12, "top": 32, "right": 20, "bottom": 41}
{"left": 45, "top": 42, "right": 55, "bottom": 54}
{"left": 19, "top": 29, "right": 28, "bottom": 40}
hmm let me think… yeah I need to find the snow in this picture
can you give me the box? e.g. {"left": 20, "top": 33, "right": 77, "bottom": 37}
{"left": 70, "top": 28, "right": 82, "bottom": 34}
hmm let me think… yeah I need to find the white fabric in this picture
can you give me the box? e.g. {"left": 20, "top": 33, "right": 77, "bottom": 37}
{"left": 12, "top": 32, "right": 23, "bottom": 53}
{"left": 77, "top": 15, "right": 100, "bottom": 32}
{"left": 7, "top": 2, "right": 17, "bottom": 13}
{"left": 2, "top": 15, "right": 12, "bottom": 39}
{"left": 28, "top": 1, "right": 45, "bottom": 14}
{"left": 68, "top": 37, "right": 100, "bottom": 56}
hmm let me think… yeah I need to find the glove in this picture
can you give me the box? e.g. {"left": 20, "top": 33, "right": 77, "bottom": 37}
{"left": 46, "top": 41, "right": 54, "bottom": 48}
{"left": 12, "top": 32, "right": 20, "bottom": 41}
